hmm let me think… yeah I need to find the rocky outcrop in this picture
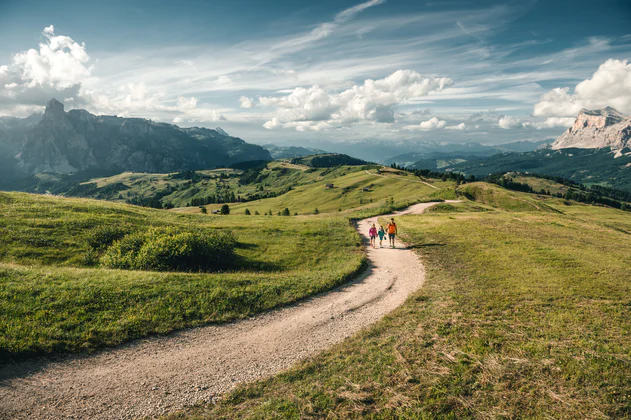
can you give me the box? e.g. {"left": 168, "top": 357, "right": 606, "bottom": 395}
{"left": 12, "top": 99, "right": 271, "bottom": 175}
{"left": 552, "top": 107, "right": 631, "bottom": 154}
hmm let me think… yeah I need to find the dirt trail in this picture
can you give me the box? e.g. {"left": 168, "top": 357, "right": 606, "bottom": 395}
{"left": 0, "top": 201, "right": 451, "bottom": 420}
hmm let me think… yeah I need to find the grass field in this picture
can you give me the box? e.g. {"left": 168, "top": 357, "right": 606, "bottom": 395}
{"left": 173, "top": 197, "right": 631, "bottom": 419}
{"left": 175, "top": 169, "right": 452, "bottom": 216}
{"left": 0, "top": 192, "right": 364, "bottom": 361}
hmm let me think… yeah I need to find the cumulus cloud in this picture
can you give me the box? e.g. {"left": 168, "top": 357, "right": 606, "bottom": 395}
{"left": 259, "top": 69, "right": 452, "bottom": 130}
{"left": 263, "top": 117, "right": 282, "bottom": 129}
{"left": 0, "top": 26, "right": 226, "bottom": 123}
{"left": 498, "top": 115, "right": 522, "bottom": 129}
{"left": 239, "top": 96, "right": 254, "bottom": 108}
{"left": 0, "top": 25, "right": 91, "bottom": 106}
{"left": 404, "top": 117, "right": 446, "bottom": 131}
{"left": 445, "top": 122, "right": 466, "bottom": 131}
{"left": 533, "top": 59, "right": 631, "bottom": 117}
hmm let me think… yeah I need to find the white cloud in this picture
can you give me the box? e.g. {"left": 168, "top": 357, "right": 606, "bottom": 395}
{"left": 258, "top": 69, "right": 452, "bottom": 129}
{"left": 0, "top": 25, "right": 91, "bottom": 106}
{"left": 533, "top": 59, "right": 631, "bottom": 117}
{"left": 404, "top": 117, "right": 446, "bottom": 131}
{"left": 522, "top": 117, "right": 575, "bottom": 129}
{"left": 263, "top": 117, "right": 282, "bottom": 129}
{"left": 239, "top": 96, "right": 254, "bottom": 108}
{"left": 445, "top": 122, "right": 466, "bottom": 130}
{"left": 172, "top": 117, "right": 183, "bottom": 123}
{"left": 498, "top": 115, "right": 522, "bottom": 129}
{"left": 16, "top": 25, "right": 91, "bottom": 89}
{"left": 335, "top": 0, "right": 387, "bottom": 23}
{"left": 177, "top": 96, "right": 197, "bottom": 110}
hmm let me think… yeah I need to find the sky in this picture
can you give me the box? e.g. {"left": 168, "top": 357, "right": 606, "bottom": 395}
{"left": 1, "top": 0, "right": 631, "bottom": 148}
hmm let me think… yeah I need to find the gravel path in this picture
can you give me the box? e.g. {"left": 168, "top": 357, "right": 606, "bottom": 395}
{"left": 0, "top": 202, "right": 447, "bottom": 420}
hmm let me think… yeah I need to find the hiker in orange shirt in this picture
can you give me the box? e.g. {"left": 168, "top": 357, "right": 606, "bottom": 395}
{"left": 386, "top": 218, "right": 397, "bottom": 248}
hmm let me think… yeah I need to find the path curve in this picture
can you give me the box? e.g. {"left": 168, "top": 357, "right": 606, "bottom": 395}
{"left": 0, "top": 201, "right": 452, "bottom": 420}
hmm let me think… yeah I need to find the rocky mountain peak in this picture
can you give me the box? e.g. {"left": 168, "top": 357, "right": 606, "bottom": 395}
{"left": 552, "top": 107, "right": 631, "bottom": 153}
{"left": 44, "top": 99, "right": 66, "bottom": 119}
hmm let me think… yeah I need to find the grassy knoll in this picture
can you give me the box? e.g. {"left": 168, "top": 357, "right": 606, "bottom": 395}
{"left": 177, "top": 169, "right": 451, "bottom": 216}
{"left": 455, "top": 182, "right": 564, "bottom": 213}
{"left": 511, "top": 175, "right": 570, "bottom": 196}
{"left": 0, "top": 192, "right": 363, "bottom": 361}
{"left": 174, "top": 198, "right": 631, "bottom": 418}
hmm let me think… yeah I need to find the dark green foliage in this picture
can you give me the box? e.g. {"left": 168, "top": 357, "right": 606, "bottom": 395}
{"left": 86, "top": 225, "right": 130, "bottom": 250}
{"left": 281, "top": 208, "right": 290, "bottom": 216}
{"left": 100, "top": 227, "right": 236, "bottom": 272}
{"left": 220, "top": 204, "right": 230, "bottom": 215}
{"left": 291, "top": 153, "right": 369, "bottom": 168}
{"left": 452, "top": 147, "right": 631, "bottom": 192}
{"left": 200, "top": 206, "right": 208, "bottom": 214}
{"left": 244, "top": 208, "right": 251, "bottom": 215}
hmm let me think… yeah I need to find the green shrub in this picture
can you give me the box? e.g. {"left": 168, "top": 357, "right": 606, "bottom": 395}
{"left": 100, "top": 227, "right": 236, "bottom": 272}
{"left": 86, "top": 225, "right": 130, "bottom": 250}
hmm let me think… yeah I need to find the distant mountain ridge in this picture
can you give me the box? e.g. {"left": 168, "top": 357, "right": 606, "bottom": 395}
{"left": 263, "top": 144, "right": 328, "bottom": 159}
{"left": 2, "top": 99, "right": 271, "bottom": 177}
{"left": 552, "top": 107, "right": 631, "bottom": 155}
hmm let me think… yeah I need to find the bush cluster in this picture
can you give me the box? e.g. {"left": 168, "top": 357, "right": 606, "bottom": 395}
{"left": 100, "top": 227, "right": 236, "bottom": 272}
{"left": 87, "top": 225, "right": 130, "bottom": 250}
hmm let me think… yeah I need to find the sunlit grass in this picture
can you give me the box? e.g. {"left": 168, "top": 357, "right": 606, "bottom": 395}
{"left": 0, "top": 192, "right": 363, "bottom": 361}
{"left": 177, "top": 201, "right": 631, "bottom": 419}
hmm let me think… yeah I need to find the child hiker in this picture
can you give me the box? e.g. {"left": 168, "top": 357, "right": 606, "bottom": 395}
{"left": 378, "top": 225, "right": 386, "bottom": 248}
{"left": 369, "top": 223, "right": 378, "bottom": 248}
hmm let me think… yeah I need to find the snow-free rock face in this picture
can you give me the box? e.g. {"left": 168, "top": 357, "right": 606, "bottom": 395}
{"left": 13, "top": 99, "right": 271, "bottom": 175}
{"left": 552, "top": 107, "right": 631, "bottom": 153}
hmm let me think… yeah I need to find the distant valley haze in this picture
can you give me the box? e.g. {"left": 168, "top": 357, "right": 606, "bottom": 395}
{"left": 1, "top": 0, "right": 630, "bottom": 158}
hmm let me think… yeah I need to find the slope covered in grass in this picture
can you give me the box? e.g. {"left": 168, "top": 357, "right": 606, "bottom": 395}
{"left": 0, "top": 192, "right": 363, "bottom": 361}
{"left": 174, "top": 196, "right": 631, "bottom": 419}
{"left": 456, "top": 182, "right": 560, "bottom": 212}
{"left": 178, "top": 169, "right": 451, "bottom": 216}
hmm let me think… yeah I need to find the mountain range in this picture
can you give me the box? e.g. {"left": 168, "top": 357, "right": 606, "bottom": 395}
{"left": 446, "top": 107, "right": 631, "bottom": 191}
{"left": 0, "top": 99, "right": 271, "bottom": 180}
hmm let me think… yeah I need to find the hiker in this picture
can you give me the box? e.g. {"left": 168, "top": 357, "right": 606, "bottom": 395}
{"left": 369, "top": 223, "right": 378, "bottom": 248}
{"left": 386, "top": 218, "right": 397, "bottom": 248}
{"left": 377, "top": 225, "right": 386, "bottom": 248}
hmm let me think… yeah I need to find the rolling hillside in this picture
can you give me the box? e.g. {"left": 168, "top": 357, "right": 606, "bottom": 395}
{"left": 0, "top": 192, "right": 365, "bottom": 361}
{"left": 175, "top": 166, "right": 453, "bottom": 215}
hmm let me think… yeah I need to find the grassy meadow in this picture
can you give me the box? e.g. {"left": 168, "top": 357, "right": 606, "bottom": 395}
{"left": 176, "top": 168, "right": 451, "bottom": 216}
{"left": 172, "top": 194, "right": 631, "bottom": 419}
{"left": 0, "top": 191, "right": 365, "bottom": 361}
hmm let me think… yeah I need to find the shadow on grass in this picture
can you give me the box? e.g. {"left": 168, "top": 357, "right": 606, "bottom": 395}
{"left": 229, "top": 254, "right": 281, "bottom": 272}
{"left": 406, "top": 243, "right": 446, "bottom": 249}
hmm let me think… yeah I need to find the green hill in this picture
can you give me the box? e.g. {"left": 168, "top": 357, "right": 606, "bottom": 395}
{"left": 176, "top": 166, "right": 453, "bottom": 216}
{"left": 0, "top": 192, "right": 365, "bottom": 361}
{"left": 290, "top": 153, "right": 369, "bottom": 167}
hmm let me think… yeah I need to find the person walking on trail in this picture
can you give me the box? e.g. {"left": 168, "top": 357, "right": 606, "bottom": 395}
{"left": 369, "top": 223, "right": 378, "bottom": 248}
{"left": 377, "top": 225, "right": 386, "bottom": 248}
{"left": 386, "top": 218, "right": 398, "bottom": 248}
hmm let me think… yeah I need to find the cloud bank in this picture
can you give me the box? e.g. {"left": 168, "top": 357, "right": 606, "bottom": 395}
{"left": 533, "top": 59, "right": 631, "bottom": 117}
{"left": 260, "top": 69, "right": 452, "bottom": 130}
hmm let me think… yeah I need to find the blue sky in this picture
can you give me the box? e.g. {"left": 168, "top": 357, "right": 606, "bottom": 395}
{"left": 1, "top": 0, "right": 630, "bottom": 147}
